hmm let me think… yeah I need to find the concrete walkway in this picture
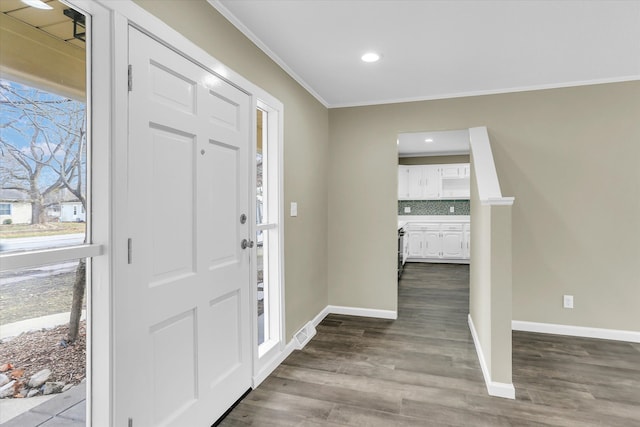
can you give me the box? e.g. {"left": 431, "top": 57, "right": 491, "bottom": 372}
{"left": 0, "top": 382, "right": 85, "bottom": 426}
{"left": 0, "top": 311, "right": 85, "bottom": 340}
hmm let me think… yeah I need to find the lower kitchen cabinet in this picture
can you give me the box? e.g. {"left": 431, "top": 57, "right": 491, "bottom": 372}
{"left": 406, "top": 221, "right": 469, "bottom": 263}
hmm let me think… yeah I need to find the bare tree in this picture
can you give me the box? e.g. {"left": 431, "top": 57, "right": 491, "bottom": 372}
{"left": 1, "top": 80, "right": 87, "bottom": 342}
{"left": 1, "top": 81, "right": 86, "bottom": 222}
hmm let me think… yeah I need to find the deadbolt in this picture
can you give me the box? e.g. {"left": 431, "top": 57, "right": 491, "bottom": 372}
{"left": 241, "top": 239, "right": 255, "bottom": 249}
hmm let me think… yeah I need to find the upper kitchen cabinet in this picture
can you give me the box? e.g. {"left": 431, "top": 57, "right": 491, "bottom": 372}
{"left": 398, "top": 163, "right": 469, "bottom": 200}
{"left": 398, "top": 165, "right": 411, "bottom": 198}
{"left": 440, "top": 163, "right": 470, "bottom": 199}
{"left": 398, "top": 165, "right": 441, "bottom": 199}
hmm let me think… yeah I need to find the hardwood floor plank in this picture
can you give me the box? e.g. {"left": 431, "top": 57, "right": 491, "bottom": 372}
{"left": 327, "top": 404, "right": 438, "bottom": 427}
{"left": 219, "top": 263, "right": 640, "bottom": 426}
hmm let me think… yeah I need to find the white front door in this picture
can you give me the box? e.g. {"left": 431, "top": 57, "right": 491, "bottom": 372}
{"left": 117, "top": 27, "right": 252, "bottom": 426}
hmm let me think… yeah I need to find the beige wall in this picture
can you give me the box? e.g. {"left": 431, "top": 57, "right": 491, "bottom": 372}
{"left": 399, "top": 154, "right": 470, "bottom": 165}
{"left": 133, "top": 0, "right": 330, "bottom": 339}
{"left": 329, "top": 81, "right": 640, "bottom": 332}
{"left": 489, "top": 204, "right": 513, "bottom": 384}
{"left": 469, "top": 156, "right": 493, "bottom": 375}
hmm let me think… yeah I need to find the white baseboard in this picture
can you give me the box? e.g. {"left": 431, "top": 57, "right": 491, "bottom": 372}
{"left": 512, "top": 320, "right": 640, "bottom": 343}
{"left": 252, "top": 340, "right": 296, "bottom": 388}
{"left": 311, "top": 306, "right": 331, "bottom": 328}
{"left": 468, "top": 314, "right": 516, "bottom": 400}
{"left": 326, "top": 305, "right": 398, "bottom": 320}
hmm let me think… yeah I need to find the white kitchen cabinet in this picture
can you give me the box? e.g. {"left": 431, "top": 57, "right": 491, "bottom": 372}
{"left": 441, "top": 223, "right": 464, "bottom": 259}
{"left": 464, "top": 223, "right": 471, "bottom": 258}
{"left": 402, "top": 233, "right": 409, "bottom": 264}
{"left": 422, "top": 166, "right": 441, "bottom": 199}
{"left": 424, "top": 230, "right": 442, "bottom": 258}
{"left": 398, "top": 163, "right": 469, "bottom": 200}
{"left": 407, "top": 229, "right": 425, "bottom": 257}
{"left": 440, "top": 163, "right": 470, "bottom": 199}
{"left": 398, "top": 166, "right": 411, "bottom": 199}
{"left": 405, "top": 220, "right": 469, "bottom": 262}
{"left": 407, "top": 166, "right": 424, "bottom": 198}
{"left": 441, "top": 164, "right": 463, "bottom": 178}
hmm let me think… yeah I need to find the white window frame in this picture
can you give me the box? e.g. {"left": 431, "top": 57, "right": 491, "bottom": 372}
{"left": 251, "top": 95, "right": 285, "bottom": 386}
{"left": 0, "top": 203, "right": 11, "bottom": 216}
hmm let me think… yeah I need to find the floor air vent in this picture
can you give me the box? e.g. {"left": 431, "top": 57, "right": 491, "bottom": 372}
{"left": 294, "top": 321, "right": 316, "bottom": 350}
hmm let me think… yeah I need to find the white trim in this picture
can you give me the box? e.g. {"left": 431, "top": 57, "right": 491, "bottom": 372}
{"left": 97, "top": 0, "right": 259, "bottom": 100}
{"left": 469, "top": 126, "right": 516, "bottom": 206}
{"left": 327, "top": 75, "right": 640, "bottom": 109}
{"left": 207, "top": 0, "right": 329, "bottom": 108}
{"left": 468, "top": 314, "right": 516, "bottom": 400}
{"left": 253, "top": 95, "right": 286, "bottom": 382}
{"left": 310, "top": 306, "right": 331, "bottom": 328}
{"left": 481, "top": 197, "right": 515, "bottom": 206}
{"left": 512, "top": 320, "right": 640, "bottom": 344}
{"left": 0, "top": 244, "right": 102, "bottom": 271}
{"left": 326, "top": 305, "right": 398, "bottom": 320}
{"left": 252, "top": 339, "right": 296, "bottom": 388}
{"left": 252, "top": 305, "right": 328, "bottom": 388}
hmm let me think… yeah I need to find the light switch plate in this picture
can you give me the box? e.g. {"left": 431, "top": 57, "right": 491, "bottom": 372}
{"left": 290, "top": 202, "right": 298, "bottom": 217}
{"left": 404, "top": 207, "right": 411, "bottom": 213}
{"left": 563, "top": 295, "right": 574, "bottom": 309}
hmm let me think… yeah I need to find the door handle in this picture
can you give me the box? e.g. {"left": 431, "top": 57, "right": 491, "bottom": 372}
{"left": 241, "top": 239, "right": 255, "bottom": 249}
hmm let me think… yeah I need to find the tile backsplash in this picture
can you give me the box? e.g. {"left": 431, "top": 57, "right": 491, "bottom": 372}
{"left": 398, "top": 200, "right": 470, "bottom": 216}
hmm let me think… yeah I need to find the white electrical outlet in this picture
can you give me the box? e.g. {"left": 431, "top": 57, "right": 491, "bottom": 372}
{"left": 563, "top": 295, "right": 574, "bottom": 309}
{"left": 450, "top": 206, "right": 455, "bottom": 213}
{"left": 404, "top": 206, "right": 411, "bottom": 213}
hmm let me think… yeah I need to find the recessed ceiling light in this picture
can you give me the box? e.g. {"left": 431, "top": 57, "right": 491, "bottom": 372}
{"left": 424, "top": 138, "right": 434, "bottom": 143}
{"left": 361, "top": 52, "right": 381, "bottom": 63}
{"left": 21, "top": 0, "right": 53, "bottom": 9}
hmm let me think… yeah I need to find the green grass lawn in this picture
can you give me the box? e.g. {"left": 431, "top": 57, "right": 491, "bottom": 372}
{"left": 0, "top": 222, "right": 86, "bottom": 239}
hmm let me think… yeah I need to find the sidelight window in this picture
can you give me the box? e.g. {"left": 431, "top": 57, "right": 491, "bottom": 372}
{"left": 255, "top": 101, "right": 282, "bottom": 357}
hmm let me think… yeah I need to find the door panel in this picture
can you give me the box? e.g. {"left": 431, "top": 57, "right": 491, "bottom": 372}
{"left": 119, "top": 27, "right": 251, "bottom": 426}
{"left": 442, "top": 231, "right": 464, "bottom": 258}
{"left": 424, "top": 231, "right": 441, "bottom": 258}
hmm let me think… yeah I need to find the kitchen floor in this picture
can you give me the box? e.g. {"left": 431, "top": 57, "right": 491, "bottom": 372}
{"left": 219, "top": 263, "right": 640, "bottom": 426}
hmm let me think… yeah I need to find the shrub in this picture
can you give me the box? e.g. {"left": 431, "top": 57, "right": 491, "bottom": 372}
{"left": 2, "top": 218, "right": 12, "bottom": 225}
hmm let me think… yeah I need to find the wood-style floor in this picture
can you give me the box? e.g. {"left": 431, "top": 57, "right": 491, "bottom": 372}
{"left": 220, "top": 263, "right": 640, "bottom": 426}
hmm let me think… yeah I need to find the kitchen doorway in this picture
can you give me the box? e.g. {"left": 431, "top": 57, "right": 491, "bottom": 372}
{"left": 396, "top": 129, "right": 471, "bottom": 284}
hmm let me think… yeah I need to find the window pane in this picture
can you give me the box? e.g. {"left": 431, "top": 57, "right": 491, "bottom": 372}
{"left": 0, "top": 259, "right": 87, "bottom": 397}
{"left": 1, "top": 83, "right": 87, "bottom": 253}
{"left": 0, "top": 2, "right": 89, "bottom": 422}
{"left": 256, "top": 229, "right": 266, "bottom": 345}
{"left": 0, "top": 260, "right": 86, "bottom": 325}
{"left": 256, "top": 109, "right": 265, "bottom": 225}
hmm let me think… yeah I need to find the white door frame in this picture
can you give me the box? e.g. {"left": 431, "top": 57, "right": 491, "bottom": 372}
{"left": 87, "top": 0, "right": 285, "bottom": 424}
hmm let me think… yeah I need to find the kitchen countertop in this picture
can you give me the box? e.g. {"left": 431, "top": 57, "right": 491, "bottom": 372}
{"left": 398, "top": 215, "right": 470, "bottom": 230}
